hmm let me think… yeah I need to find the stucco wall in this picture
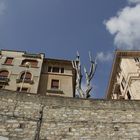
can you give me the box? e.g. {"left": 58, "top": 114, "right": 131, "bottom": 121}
{"left": 0, "top": 50, "right": 44, "bottom": 93}
{"left": 0, "top": 90, "right": 140, "bottom": 140}
{"left": 38, "top": 60, "right": 74, "bottom": 97}
{"left": 111, "top": 57, "right": 140, "bottom": 99}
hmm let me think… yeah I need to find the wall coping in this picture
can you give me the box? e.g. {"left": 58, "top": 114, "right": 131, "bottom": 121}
{"left": 0, "top": 89, "right": 140, "bottom": 110}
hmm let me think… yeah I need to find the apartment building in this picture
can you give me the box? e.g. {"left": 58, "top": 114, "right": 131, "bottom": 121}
{"left": 0, "top": 50, "right": 76, "bottom": 97}
{"left": 38, "top": 58, "right": 76, "bottom": 97}
{"left": 0, "top": 50, "right": 44, "bottom": 93}
{"left": 106, "top": 50, "right": 140, "bottom": 100}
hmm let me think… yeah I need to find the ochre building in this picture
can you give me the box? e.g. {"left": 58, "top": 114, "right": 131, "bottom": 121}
{"left": 0, "top": 50, "right": 76, "bottom": 97}
{"left": 106, "top": 50, "right": 140, "bottom": 100}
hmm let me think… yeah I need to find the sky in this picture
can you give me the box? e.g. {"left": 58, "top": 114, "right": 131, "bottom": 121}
{"left": 0, "top": 0, "right": 140, "bottom": 98}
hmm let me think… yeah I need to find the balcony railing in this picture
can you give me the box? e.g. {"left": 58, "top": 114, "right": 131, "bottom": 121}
{"left": 16, "top": 79, "right": 34, "bottom": 84}
{"left": 0, "top": 77, "right": 9, "bottom": 83}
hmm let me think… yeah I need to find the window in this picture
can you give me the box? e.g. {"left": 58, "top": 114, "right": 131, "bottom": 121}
{"left": 21, "top": 59, "right": 38, "bottom": 67}
{"left": 17, "top": 71, "right": 33, "bottom": 84}
{"left": 61, "top": 68, "right": 64, "bottom": 73}
{"left": 0, "top": 85, "right": 4, "bottom": 89}
{"left": 5, "top": 57, "right": 13, "bottom": 65}
{"left": 121, "top": 77, "right": 126, "bottom": 90}
{"left": 17, "top": 87, "right": 28, "bottom": 92}
{"left": 48, "top": 66, "right": 64, "bottom": 73}
{"left": 52, "top": 67, "right": 59, "bottom": 73}
{"left": 0, "top": 70, "right": 9, "bottom": 79}
{"left": 48, "top": 66, "right": 52, "bottom": 72}
{"left": 20, "top": 72, "right": 32, "bottom": 81}
{"left": 134, "top": 57, "right": 139, "bottom": 62}
{"left": 121, "top": 82, "right": 124, "bottom": 90}
{"left": 127, "top": 91, "right": 131, "bottom": 100}
{"left": 51, "top": 79, "right": 59, "bottom": 89}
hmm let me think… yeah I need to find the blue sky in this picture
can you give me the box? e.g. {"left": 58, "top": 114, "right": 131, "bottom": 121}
{"left": 0, "top": 0, "right": 140, "bottom": 98}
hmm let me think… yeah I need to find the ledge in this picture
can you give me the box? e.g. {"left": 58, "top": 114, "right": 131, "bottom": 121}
{"left": 46, "top": 89, "right": 64, "bottom": 94}
{"left": 0, "top": 78, "right": 10, "bottom": 84}
{"left": 2, "top": 64, "right": 13, "bottom": 66}
{"left": 19, "top": 65, "right": 39, "bottom": 68}
{"left": 22, "top": 54, "right": 42, "bottom": 59}
{"left": 16, "top": 79, "right": 34, "bottom": 84}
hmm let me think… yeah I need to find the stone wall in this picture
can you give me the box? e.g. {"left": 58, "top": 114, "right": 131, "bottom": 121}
{"left": 0, "top": 90, "right": 140, "bottom": 140}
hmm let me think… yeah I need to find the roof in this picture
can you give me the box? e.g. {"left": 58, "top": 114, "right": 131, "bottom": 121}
{"left": 44, "top": 58, "right": 73, "bottom": 66}
{"left": 106, "top": 50, "right": 140, "bottom": 99}
{"left": 1, "top": 49, "right": 45, "bottom": 58}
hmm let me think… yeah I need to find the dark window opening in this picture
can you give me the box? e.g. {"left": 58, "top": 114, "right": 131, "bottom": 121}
{"left": 0, "top": 85, "right": 4, "bottom": 89}
{"left": 48, "top": 66, "right": 65, "bottom": 74}
{"left": 127, "top": 91, "right": 131, "bottom": 100}
{"left": 48, "top": 66, "right": 52, "bottom": 72}
{"left": 52, "top": 67, "right": 59, "bottom": 73}
{"left": 121, "top": 77, "right": 126, "bottom": 90}
{"left": 134, "top": 57, "right": 139, "bottom": 62}
{"left": 51, "top": 79, "right": 59, "bottom": 89}
{"left": 5, "top": 57, "right": 13, "bottom": 65}
{"left": 121, "top": 82, "right": 124, "bottom": 90}
{"left": 61, "top": 68, "right": 64, "bottom": 73}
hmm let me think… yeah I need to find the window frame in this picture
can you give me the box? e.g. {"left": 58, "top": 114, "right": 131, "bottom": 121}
{"left": 0, "top": 70, "right": 9, "bottom": 79}
{"left": 4, "top": 57, "right": 14, "bottom": 65}
{"left": 52, "top": 67, "right": 59, "bottom": 73}
{"left": 48, "top": 66, "right": 65, "bottom": 74}
{"left": 51, "top": 79, "right": 59, "bottom": 89}
{"left": 20, "top": 72, "right": 32, "bottom": 80}
{"left": 21, "top": 59, "right": 38, "bottom": 68}
{"left": 61, "top": 68, "right": 64, "bottom": 73}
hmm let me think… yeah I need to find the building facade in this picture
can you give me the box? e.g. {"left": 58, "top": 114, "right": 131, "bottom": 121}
{"left": 38, "top": 58, "right": 76, "bottom": 97}
{"left": 106, "top": 50, "right": 140, "bottom": 100}
{"left": 0, "top": 50, "right": 44, "bottom": 93}
{"left": 0, "top": 50, "right": 76, "bottom": 97}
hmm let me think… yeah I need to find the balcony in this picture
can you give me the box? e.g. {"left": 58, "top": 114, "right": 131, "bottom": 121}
{"left": 0, "top": 77, "right": 9, "bottom": 84}
{"left": 16, "top": 79, "right": 34, "bottom": 84}
{"left": 113, "top": 83, "right": 120, "bottom": 94}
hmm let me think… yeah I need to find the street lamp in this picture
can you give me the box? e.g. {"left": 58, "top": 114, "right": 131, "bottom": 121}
{"left": 19, "top": 62, "right": 31, "bottom": 92}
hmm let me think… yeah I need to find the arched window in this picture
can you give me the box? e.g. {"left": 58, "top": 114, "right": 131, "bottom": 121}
{"left": 0, "top": 70, "right": 9, "bottom": 79}
{"left": 20, "top": 72, "right": 32, "bottom": 81}
{"left": 21, "top": 59, "right": 38, "bottom": 67}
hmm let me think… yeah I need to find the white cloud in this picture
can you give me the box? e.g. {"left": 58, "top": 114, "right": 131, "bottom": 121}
{"left": 105, "top": 2, "right": 140, "bottom": 49}
{"left": 96, "top": 52, "right": 113, "bottom": 62}
{"left": 0, "top": 0, "right": 6, "bottom": 15}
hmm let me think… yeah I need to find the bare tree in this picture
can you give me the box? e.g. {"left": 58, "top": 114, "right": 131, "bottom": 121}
{"left": 72, "top": 52, "right": 85, "bottom": 98}
{"left": 72, "top": 52, "right": 97, "bottom": 98}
